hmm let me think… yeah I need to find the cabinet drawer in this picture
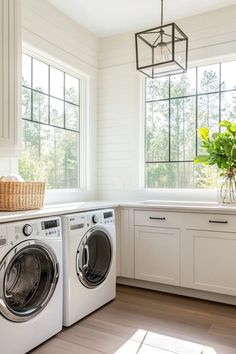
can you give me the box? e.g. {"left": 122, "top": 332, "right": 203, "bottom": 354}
{"left": 134, "top": 210, "right": 181, "bottom": 228}
{"left": 185, "top": 213, "right": 236, "bottom": 233}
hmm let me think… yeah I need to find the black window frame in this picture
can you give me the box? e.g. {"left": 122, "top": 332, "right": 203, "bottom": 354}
{"left": 145, "top": 60, "right": 236, "bottom": 188}
{"left": 22, "top": 54, "right": 80, "bottom": 133}
{"left": 21, "top": 53, "right": 82, "bottom": 190}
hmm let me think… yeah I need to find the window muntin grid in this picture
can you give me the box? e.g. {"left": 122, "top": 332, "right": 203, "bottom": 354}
{"left": 145, "top": 61, "right": 236, "bottom": 188}
{"left": 22, "top": 55, "right": 80, "bottom": 132}
{"left": 21, "top": 54, "right": 81, "bottom": 189}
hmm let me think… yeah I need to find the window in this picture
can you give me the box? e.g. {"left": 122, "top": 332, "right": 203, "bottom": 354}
{"left": 21, "top": 54, "right": 81, "bottom": 189}
{"left": 145, "top": 61, "right": 236, "bottom": 189}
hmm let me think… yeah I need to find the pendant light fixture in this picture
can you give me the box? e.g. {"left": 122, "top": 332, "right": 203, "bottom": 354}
{"left": 135, "top": 0, "right": 188, "bottom": 78}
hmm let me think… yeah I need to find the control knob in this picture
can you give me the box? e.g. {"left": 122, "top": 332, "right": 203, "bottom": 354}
{"left": 92, "top": 215, "right": 99, "bottom": 224}
{"left": 23, "top": 224, "right": 33, "bottom": 237}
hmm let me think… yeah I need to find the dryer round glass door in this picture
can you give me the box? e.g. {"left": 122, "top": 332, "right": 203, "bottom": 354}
{"left": 0, "top": 240, "right": 59, "bottom": 322}
{"left": 77, "top": 228, "right": 112, "bottom": 288}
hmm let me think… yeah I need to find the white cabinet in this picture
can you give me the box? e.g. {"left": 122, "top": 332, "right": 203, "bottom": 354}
{"left": 120, "top": 208, "right": 135, "bottom": 278}
{"left": 0, "top": 0, "right": 22, "bottom": 157}
{"left": 134, "top": 210, "right": 181, "bottom": 285}
{"left": 181, "top": 215, "right": 236, "bottom": 296}
{"left": 135, "top": 226, "right": 180, "bottom": 285}
{"left": 119, "top": 207, "right": 236, "bottom": 298}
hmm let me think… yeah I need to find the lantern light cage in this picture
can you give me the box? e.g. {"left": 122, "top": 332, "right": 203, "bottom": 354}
{"left": 135, "top": 0, "right": 188, "bottom": 78}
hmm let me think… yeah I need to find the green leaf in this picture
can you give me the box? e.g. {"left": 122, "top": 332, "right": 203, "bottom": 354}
{"left": 194, "top": 155, "right": 209, "bottom": 165}
{"left": 198, "top": 127, "right": 209, "bottom": 140}
{"left": 229, "top": 124, "right": 236, "bottom": 133}
{"left": 224, "top": 143, "right": 233, "bottom": 156}
{"left": 220, "top": 120, "right": 232, "bottom": 128}
{"left": 232, "top": 146, "right": 236, "bottom": 159}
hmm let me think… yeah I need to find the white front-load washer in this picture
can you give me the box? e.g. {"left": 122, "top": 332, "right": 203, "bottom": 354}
{"left": 62, "top": 209, "right": 116, "bottom": 327}
{"left": 0, "top": 216, "right": 63, "bottom": 354}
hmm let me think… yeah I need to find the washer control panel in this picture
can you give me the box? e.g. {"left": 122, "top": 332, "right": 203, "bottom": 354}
{"left": 23, "top": 224, "right": 33, "bottom": 237}
{"left": 0, "top": 226, "right": 7, "bottom": 247}
{"left": 103, "top": 210, "right": 114, "bottom": 225}
{"left": 1, "top": 217, "right": 61, "bottom": 247}
{"left": 69, "top": 209, "right": 115, "bottom": 230}
{"left": 41, "top": 218, "right": 61, "bottom": 237}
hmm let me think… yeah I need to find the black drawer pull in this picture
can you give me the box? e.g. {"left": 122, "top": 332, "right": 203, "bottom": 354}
{"left": 209, "top": 220, "right": 228, "bottom": 224}
{"left": 149, "top": 217, "right": 166, "bottom": 221}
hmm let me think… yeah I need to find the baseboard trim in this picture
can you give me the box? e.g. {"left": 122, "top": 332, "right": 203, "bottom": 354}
{"left": 116, "top": 277, "right": 236, "bottom": 305}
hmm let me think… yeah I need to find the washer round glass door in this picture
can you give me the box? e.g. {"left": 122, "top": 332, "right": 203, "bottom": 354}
{"left": 77, "top": 228, "right": 112, "bottom": 289}
{"left": 0, "top": 240, "right": 59, "bottom": 322}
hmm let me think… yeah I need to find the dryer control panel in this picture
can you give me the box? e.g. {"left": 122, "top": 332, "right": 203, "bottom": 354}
{"left": 69, "top": 209, "right": 115, "bottom": 230}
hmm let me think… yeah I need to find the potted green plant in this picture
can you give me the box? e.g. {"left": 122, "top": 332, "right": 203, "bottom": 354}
{"left": 194, "top": 120, "right": 236, "bottom": 204}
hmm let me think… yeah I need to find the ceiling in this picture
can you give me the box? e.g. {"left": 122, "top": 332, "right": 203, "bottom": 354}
{"left": 47, "top": 0, "right": 236, "bottom": 38}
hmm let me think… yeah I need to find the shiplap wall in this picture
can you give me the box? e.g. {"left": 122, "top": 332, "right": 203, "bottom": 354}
{"left": 22, "top": 0, "right": 98, "bottom": 70}
{"left": 2, "top": 2, "right": 236, "bottom": 203}
{"left": 97, "top": 5, "right": 236, "bottom": 201}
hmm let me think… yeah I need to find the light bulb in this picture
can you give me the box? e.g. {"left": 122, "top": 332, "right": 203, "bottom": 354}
{"left": 157, "top": 41, "right": 171, "bottom": 62}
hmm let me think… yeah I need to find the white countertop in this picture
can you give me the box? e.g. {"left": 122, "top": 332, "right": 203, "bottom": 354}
{"left": 1, "top": 199, "right": 236, "bottom": 223}
{"left": 0, "top": 201, "right": 119, "bottom": 223}
{"left": 119, "top": 200, "right": 236, "bottom": 214}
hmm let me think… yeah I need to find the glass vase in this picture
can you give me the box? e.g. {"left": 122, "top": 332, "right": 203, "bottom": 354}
{"left": 217, "top": 171, "right": 236, "bottom": 204}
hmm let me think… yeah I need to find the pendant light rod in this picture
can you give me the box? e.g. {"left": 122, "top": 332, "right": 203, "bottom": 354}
{"left": 161, "top": 0, "right": 164, "bottom": 26}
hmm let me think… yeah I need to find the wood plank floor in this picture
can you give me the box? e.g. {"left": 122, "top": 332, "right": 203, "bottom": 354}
{"left": 30, "top": 285, "right": 236, "bottom": 354}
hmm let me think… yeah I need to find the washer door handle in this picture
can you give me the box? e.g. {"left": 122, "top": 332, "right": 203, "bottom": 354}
{"left": 83, "top": 245, "right": 90, "bottom": 272}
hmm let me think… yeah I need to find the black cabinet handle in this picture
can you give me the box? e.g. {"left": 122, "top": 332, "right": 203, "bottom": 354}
{"left": 209, "top": 220, "right": 228, "bottom": 224}
{"left": 149, "top": 217, "right": 166, "bottom": 221}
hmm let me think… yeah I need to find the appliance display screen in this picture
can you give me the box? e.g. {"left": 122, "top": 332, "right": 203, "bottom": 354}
{"left": 104, "top": 211, "right": 113, "bottom": 219}
{"left": 42, "top": 220, "right": 59, "bottom": 230}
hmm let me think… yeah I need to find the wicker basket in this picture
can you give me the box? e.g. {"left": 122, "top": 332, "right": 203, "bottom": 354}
{"left": 0, "top": 181, "right": 45, "bottom": 211}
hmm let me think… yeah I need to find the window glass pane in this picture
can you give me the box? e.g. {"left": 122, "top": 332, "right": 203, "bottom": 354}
{"left": 221, "top": 61, "right": 236, "bottom": 91}
{"left": 33, "top": 59, "right": 49, "bottom": 94}
{"left": 40, "top": 127, "right": 79, "bottom": 189}
{"left": 20, "top": 120, "right": 41, "bottom": 181}
{"left": 170, "top": 97, "right": 196, "bottom": 161}
{"left": 21, "top": 55, "right": 81, "bottom": 189}
{"left": 50, "top": 98, "right": 64, "bottom": 128}
{"left": 22, "top": 54, "right": 31, "bottom": 87}
{"left": 33, "top": 92, "right": 49, "bottom": 124}
{"left": 146, "top": 162, "right": 194, "bottom": 188}
{"left": 144, "top": 62, "right": 235, "bottom": 189}
{"left": 65, "top": 103, "right": 79, "bottom": 131}
{"left": 197, "top": 94, "right": 219, "bottom": 154}
{"left": 65, "top": 74, "right": 79, "bottom": 104}
{"left": 221, "top": 91, "right": 236, "bottom": 123}
{"left": 146, "top": 101, "right": 169, "bottom": 162}
{"left": 197, "top": 64, "right": 219, "bottom": 94}
{"left": 146, "top": 77, "right": 169, "bottom": 101}
{"left": 193, "top": 164, "right": 218, "bottom": 189}
{"left": 170, "top": 68, "right": 196, "bottom": 98}
{"left": 146, "top": 162, "right": 217, "bottom": 189}
{"left": 22, "top": 87, "right": 31, "bottom": 120}
{"left": 50, "top": 67, "right": 64, "bottom": 99}
{"left": 20, "top": 122, "right": 79, "bottom": 189}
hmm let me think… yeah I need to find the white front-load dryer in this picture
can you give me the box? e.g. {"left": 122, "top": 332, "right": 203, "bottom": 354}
{"left": 0, "top": 216, "right": 63, "bottom": 354}
{"left": 62, "top": 209, "right": 116, "bottom": 327}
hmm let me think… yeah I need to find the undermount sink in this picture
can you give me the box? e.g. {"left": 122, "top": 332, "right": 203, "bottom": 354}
{"left": 142, "top": 200, "right": 220, "bottom": 207}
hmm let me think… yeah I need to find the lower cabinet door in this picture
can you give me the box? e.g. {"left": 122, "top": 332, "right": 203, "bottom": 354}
{"left": 135, "top": 226, "right": 180, "bottom": 286}
{"left": 181, "top": 229, "right": 236, "bottom": 296}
